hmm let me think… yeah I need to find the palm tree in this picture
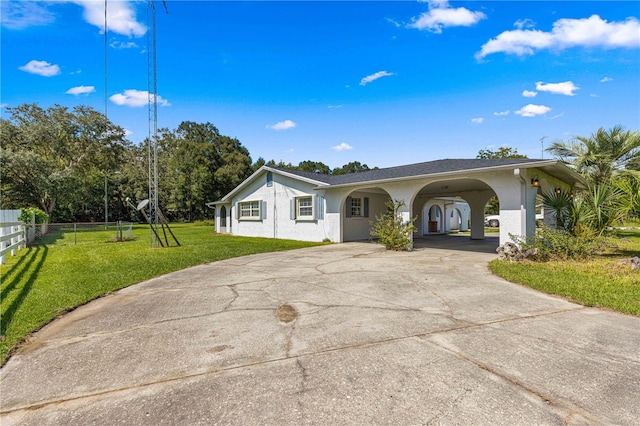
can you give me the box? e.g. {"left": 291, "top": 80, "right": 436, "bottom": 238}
{"left": 546, "top": 126, "right": 640, "bottom": 231}
{"left": 546, "top": 125, "right": 640, "bottom": 184}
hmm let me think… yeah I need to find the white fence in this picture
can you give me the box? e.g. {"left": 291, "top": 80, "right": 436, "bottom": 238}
{"left": 0, "top": 209, "right": 25, "bottom": 265}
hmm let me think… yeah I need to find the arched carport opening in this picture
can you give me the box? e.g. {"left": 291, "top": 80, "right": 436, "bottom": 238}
{"left": 425, "top": 204, "right": 443, "bottom": 234}
{"left": 341, "top": 187, "right": 391, "bottom": 242}
{"left": 412, "top": 178, "right": 496, "bottom": 242}
{"left": 449, "top": 207, "right": 465, "bottom": 232}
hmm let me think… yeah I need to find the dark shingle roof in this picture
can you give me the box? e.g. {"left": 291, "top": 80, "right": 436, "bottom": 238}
{"left": 274, "top": 158, "right": 545, "bottom": 186}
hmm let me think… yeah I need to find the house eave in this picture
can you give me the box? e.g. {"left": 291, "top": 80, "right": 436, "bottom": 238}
{"left": 318, "top": 160, "right": 569, "bottom": 189}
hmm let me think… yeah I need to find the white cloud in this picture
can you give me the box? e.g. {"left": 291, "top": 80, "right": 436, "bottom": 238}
{"left": 515, "top": 104, "right": 551, "bottom": 117}
{"left": 408, "top": 0, "right": 486, "bottom": 34}
{"left": 471, "top": 118, "right": 484, "bottom": 124}
{"left": 386, "top": 18, "right": 401, "bottom": 28}
{"left": 590, "top": 93, "right": 599, "bottom": 98}
{"left": 600, "top": 76, "right": 613, "bottom": 82}
{"left": 267, "top": 120, "right": 296, "bottom": 130}
{"left": 522, "top": 90, "right": 538, "bottom": 98}
{"left": 327, "top": 105, "right": 343, "bottom": 109}
{"left": 1, "top": 1, "right": 55, "bottom": 29}
{"left": 332, "top": 142, "right": 353, "bottom": 151}
{"left": 360, "top": 70, "right": 394, "bottom": 86}
{"left": 536, "top": 81, "right": 579, "bottom": 96}
{"left": 66, "top": 85, "right": 96, "bottom": 96}
{"left": 514, "top": 19, "right": 536, "bottom": 30}
{"left": 71, "top": 0, "right": 146, "bottom": 37}
{"left": 19, "top": 60, "right": 60, "bottom": 77}
{"left": 110, "top": 41, "right": 139, "bottom": 49}
{"left": 110, "top": 89, "right": 171, "bottom": 107}
{"left": 494, "top": 110, "right": 510, "bottom": 116}
{"left": 477, "top": 15, "right": 640, "bottom": 59}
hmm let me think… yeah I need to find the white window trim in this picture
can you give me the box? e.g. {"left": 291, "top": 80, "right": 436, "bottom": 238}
{"left": 238, "top": 200, "right": 262, "bottom": 221}
{"left": 296, "top": 196, "right": 314, "bottom": 220}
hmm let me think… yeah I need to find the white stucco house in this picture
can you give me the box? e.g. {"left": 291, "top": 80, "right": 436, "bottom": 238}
{"left": 208, "top": 158, "right": 585, "bottom": 247}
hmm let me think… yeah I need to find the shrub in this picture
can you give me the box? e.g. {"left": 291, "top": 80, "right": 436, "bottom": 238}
{"left": 513, "top": 225, "right": 608, "bottom": 261}
{"left": 193, "top": 219, "right": 215, "bottom": 226}
{"left": 370, "top": 199, "right": 416, "bottom": 251}
{"left": 18, "top": 207, "right": 49, "bottom": 224}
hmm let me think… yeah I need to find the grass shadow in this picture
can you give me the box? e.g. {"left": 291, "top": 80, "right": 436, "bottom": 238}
{"left": 0, "top": 246, "right": 48, "bottom": 336}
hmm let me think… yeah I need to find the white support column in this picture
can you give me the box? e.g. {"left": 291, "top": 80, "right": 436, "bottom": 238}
{"left": 463, "top": 191, "right": 494, "bottom": 240}
{"left": 492, "top": 169, "right": 538, "bottom": 246}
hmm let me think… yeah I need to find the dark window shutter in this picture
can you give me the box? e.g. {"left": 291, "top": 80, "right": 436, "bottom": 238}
{"left": 290, "top": 199, "right": 296, "bottom": 220}
{"left": 311, "top": 195, "right": 318, "bottom": 220}
{"left": 364, "top": 197, "right": 369, "bottom": 218}
{"left": 317, "top": 195, "right": 324, "bottom": 220}
{"left": 346, "top": 197, "right": 352, "bottom": 218}
{"left": 262, "top": 200, "right": 268, "bottom": 220}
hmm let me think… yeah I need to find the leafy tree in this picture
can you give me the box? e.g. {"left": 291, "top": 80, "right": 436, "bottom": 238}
{"left": 264, "top": 159, "right": 296, "bottom": 169}
{"left": 477, "top": 146, "right": 527, "bottom": 160}
{"left": 252, "top": 157, "right": 266, "bottom": 171}
{"left": 156, "top": 121, "right": 253, "bottom": 221}
{"left": 476, "top": 147, "right": 528, "bottom": 215}
{"left": 297, "top": 160, "right": 331, "bottom": 174}
{"left": 331, "top": 161, "right": 373, "bottom": 175}
{"left": 1, "top": 103, "right": 130, "bottom": 221}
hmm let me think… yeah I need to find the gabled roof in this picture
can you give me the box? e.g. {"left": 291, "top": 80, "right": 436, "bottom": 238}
{"left": 211, "top": 165, "right": 330, "bottom": 204}
{"left": 212, "top": 158, "right": 586, "bottom": 204}
{"left": 275, "top": 158, "right": 585, "bottom": 188}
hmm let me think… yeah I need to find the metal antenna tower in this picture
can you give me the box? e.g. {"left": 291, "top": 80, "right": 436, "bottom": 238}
{"left": 146, "top": 0, "right": 167, "bottom": 247}
{"left": 147, "top": 1, "right": 158, "bottom": 247}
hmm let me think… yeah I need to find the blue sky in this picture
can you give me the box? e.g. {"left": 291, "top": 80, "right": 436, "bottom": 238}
{"left": 2, "top": 1, "right": 639, "bottom": 168}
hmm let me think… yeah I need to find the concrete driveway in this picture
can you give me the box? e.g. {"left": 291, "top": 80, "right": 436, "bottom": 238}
{"left": 1, "top": 237, "right": 639, "bottom": 425}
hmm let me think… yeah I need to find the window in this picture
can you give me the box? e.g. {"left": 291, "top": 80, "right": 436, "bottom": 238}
{"left": 291, "top": 196, "right": 316, "bottom": 220}
{"left": 346, "top": 196, "right": 369, "bottom": 218}
{"left": 350, "top": 197, "right": 362, "bottom": 217}
{"left": 297, "top": 196, "right": 313, "bottom": 218}
{"left": 239, "top": 200, "right": 261, "bottom": 219}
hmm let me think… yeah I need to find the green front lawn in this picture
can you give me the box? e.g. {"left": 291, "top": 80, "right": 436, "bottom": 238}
{"left": 0, "top": 224, "right": 324, "bottom": 365}
{"left": 489, "top": 229, "right": 640, "bottom": 316}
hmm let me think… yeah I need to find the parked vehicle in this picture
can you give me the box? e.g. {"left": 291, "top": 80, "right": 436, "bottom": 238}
{"left": 485, "top": 215, "right": 500, "bottom": 227}
{"left": 485, "top": 206, "right": 545, "bottom": 228}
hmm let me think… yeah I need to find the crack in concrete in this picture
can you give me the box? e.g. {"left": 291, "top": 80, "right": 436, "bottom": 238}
{"left": 2, "top": 306, "right": 585, "bottom": 415}
{"left": 426, "top": 338, "right": 603, "bottom": 425}
{"left": 398, "top": 272, "right": 456, "bottom": 317}
{"left": 222, "top": 285, "right": 240, "bottom": 311}
{"left": 295, "top": 358, "right": 308, "bottom": 423}
{"left": 298, "top": 279, "right": 426, "bottom": 313}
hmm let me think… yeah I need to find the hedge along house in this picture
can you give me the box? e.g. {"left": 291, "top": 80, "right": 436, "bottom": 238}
{"left": 208, "top": 159, "right": 586, "bottom": 247}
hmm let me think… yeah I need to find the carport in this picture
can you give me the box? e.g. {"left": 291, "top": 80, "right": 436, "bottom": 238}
{"left": 321, "top": 159, "right": 586, "bottom": 246}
